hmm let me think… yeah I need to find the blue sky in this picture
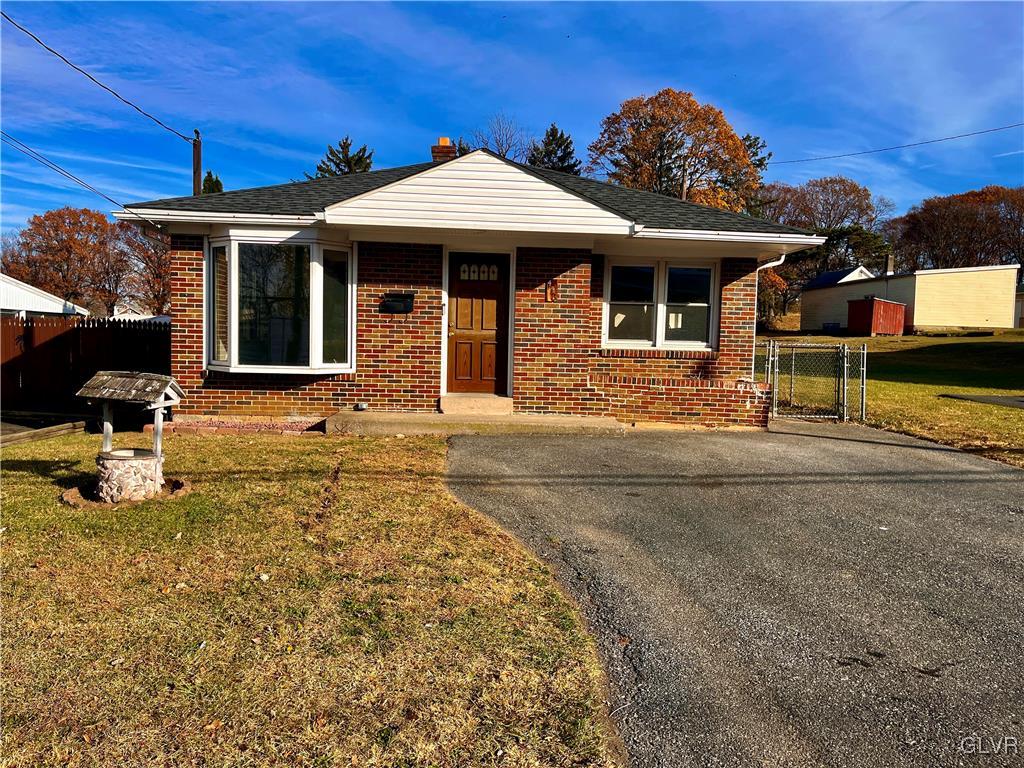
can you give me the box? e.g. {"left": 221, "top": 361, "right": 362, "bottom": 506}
{"left": 2, "top": 1, "right": 1022, "bottom": 231}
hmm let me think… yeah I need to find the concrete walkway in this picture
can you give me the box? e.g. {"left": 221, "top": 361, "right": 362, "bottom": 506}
{"left": 325, "top": 409, "right": 626, "bottom": 435}
{"left": 447, "top": 421, "right": 1023, "bottom": 767}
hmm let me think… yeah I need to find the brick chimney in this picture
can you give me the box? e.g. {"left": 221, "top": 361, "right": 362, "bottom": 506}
{"left": 431, "top": 136, "right": 457, "bottom": 162}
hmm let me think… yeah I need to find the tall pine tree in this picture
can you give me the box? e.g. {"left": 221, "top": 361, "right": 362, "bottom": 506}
{"left": 305, "top": 136, "right": 374, "bottom": 179}
{"left": 526, "top": 123, "right": 581, "bottom": 175}
{"left": 201, "top": 170, "right": 223, "bottom": 194}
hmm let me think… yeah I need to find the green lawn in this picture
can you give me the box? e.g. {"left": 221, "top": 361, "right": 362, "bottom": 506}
{"left": 763, "top": 329, "right": 1024, "bottom": 468}
{"left": 1, "top": 433, "right": 620, "bottom": 767}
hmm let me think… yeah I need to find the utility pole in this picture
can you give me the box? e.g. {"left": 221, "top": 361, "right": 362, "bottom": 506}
{"left": 192, "top": 129, "right": 202, "bottom": 196}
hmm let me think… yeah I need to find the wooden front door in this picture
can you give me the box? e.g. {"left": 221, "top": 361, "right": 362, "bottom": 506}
{"left": 447, "top": 252, "right": 509, "bottom": 394}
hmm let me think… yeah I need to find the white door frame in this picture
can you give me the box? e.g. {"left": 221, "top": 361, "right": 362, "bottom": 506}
{"left": 439, "top": 245, "right": 515, "bottom": 397}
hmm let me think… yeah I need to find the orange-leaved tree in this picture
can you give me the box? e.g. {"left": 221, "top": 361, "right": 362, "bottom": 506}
{"left": 4, "top": 207, "right": 113, "bottom": 309}
{"left": 1, "top": 207, "right": 170, "bottom": 315}
{"left": 587, "top": 88, "right": 761, "bottom": 211}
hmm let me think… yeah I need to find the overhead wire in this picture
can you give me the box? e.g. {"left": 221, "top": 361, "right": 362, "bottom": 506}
{"left": 1, "top": 130, "right": 162, "bottom": 230}
{"left": 1, "top": 10, "right": 194, "bottom": 144}
{"left": 769, "top": 123, "right": 1024, "bottom": 164}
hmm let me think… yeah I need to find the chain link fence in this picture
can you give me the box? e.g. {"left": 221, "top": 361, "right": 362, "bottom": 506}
{"left": 756, "top": 341, "right": 867, "bottom": 421}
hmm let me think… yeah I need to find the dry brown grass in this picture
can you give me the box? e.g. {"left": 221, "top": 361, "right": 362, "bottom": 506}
{"left": 1, "top": 432, "right": 619, "bottom": 767}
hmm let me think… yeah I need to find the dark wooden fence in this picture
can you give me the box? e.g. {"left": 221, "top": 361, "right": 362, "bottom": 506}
{"left": 1, "top": 316, "right": 171, "bottom": 412}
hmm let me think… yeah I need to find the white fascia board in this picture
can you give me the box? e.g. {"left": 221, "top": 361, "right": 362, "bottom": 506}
{"left": 913, "top": 264, "right": 1022, "bottom": 276}
{"left": 113, "top": 209, "right": 318, "bottom": 226}
{"left": 633, "top": 227, "right": 827, "bottom": 247}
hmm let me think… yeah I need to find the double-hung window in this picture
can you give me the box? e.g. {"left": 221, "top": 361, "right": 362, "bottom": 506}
{"left": 603, "top": 259, "right": 718, "bottom": 349}
{"left": 206, "top": 236, "right": 356, "bottom": 373}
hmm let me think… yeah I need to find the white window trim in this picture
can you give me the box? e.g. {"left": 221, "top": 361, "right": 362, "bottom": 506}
{"left": 206, "top": 235, "right": 358, "bottom": 374}
{"left": 602, "top": 257, "right": 720, "bottom": 350}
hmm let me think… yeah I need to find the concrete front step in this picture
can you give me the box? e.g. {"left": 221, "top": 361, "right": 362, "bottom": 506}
{"left": 324, "top": 410, "right": 626, "bottom": 436}
{"left": 438, "top": 394, "right": 514, "bottom": 416}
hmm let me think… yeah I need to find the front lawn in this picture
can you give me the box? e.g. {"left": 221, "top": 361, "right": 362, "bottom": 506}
{"left": 1, "top": 432, "right": 618, "bottom": 767}
{"left": 763, "top": 329, "right": 1024, "bottom": 467}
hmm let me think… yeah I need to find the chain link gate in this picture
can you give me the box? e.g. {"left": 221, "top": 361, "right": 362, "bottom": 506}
{"left": 758, "top": 341, "right": 867, "bottom": 421}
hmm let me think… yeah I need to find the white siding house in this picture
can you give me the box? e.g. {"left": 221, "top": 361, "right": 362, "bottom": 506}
{"left": 0, "top": 273, "right": 89, "bottom": 318}
{"left": 800, "top": 264, "right": 1020, "bottom": 332}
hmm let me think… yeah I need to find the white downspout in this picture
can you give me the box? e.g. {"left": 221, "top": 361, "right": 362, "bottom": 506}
{"left": 752, "top": 254, "right": 787, "bottom": 379}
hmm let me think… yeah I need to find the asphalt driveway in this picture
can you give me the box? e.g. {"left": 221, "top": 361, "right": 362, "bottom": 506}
{"left": 447, "top": 421, "right": 1024, "bottom": 767}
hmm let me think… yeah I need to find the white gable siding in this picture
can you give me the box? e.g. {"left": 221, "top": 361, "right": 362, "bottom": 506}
{"left": 323, "top": 152, "right": 632, "bottom": 235}
{"left": 837, "top": 266, "right": 875, "bottom": 283}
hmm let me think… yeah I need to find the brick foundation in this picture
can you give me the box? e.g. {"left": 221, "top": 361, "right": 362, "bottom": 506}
{"left": 169, "top": 239, "right": 767, "bottom": 427}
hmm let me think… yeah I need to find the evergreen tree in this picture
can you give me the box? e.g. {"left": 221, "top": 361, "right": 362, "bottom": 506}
{"left": 305, "top": 136, "right": 374, "bottom": 179}
{"left": 526, "top": 123, "right": 581, "bottom": 174}
{"left": 201, "top": 170, "right": 223, "bottom": 194}
{"left": 455, "top": 136, "right": 475, "bottom": 156}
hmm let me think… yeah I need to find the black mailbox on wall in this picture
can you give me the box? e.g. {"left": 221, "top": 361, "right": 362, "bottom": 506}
{"left": 379, "top": 291, "right": 415, "bottom": 314}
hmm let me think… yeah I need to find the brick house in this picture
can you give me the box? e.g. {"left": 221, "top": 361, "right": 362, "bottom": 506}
{"left": 117, "top": 142, "right": 823, "bottom": 427}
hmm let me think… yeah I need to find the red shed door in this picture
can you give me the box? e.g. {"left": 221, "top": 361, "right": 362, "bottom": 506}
{"left": 447, "top": 252, "right": 509, "bottom": 394}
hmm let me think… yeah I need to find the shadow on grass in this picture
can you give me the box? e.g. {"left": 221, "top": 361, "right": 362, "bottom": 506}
{"left": 862, "top": 342, "right": 1024, "bottom": 389}
{"left": 1, "top": 458, "right": 94, "bottom": 490}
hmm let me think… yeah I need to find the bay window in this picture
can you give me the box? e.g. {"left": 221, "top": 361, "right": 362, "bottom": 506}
{"left": 206, "top": 236, "right": 355, "bottom": 373}
{"left": 603, "top": 259, "right": 718, "bottom": 349}
{"left": 211, "top": 245, "right": 229, "bottom": 362}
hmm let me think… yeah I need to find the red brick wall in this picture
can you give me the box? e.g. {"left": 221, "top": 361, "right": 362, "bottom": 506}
{"left": 512, "top": 248, "right": 768, "bottom": 427}
{"left": 170, "top": 240, "right": 443, "bottom": 419}
{"left": 169, "top": 238, "right": 766, "bottom": 426}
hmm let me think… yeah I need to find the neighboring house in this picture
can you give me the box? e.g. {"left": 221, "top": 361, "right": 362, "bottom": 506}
{"left": 801, "top": 265, "right": 876, "bottom": 291}
{"left": 1016, "top": 284, "right": 1024, "bottom": 329}
{"left": 801, "top": 264, "right": 1021, "bottom": 333}
{"left": 0, "top": 273, "right": 89, "bottom": 318}
{"left": 113, "top": 300, "right": 171, "bottom": 323}
{"left": 114, "top": 141, "right": 824, "bottom": 427}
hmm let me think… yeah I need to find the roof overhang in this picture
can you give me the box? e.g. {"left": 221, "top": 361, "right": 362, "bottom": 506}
{"left": 633, "top": 226, "right": 825, "bottom": 248}
{"left": 113, "top": 209, "right": 317, "bottom": 226}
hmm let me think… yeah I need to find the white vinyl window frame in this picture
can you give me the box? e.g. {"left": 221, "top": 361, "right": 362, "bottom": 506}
{"left": 206, "top": 234, "right": 357, "bottom": 374}
{"left": 601, "top": 257, "right": 720, "bottom": 350}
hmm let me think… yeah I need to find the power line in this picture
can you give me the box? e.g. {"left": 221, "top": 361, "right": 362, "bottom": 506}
{"left": 1, "top": 11, "right": 194, "bottom": 144}
{"left": 1, "top": 130, "right": 161, "bottom": 230}
{"left": 769, "top": 123, "right": 1024, "bottom": 164}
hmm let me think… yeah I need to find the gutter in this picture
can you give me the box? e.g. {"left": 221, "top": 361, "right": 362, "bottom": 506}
{"left": 632, "top": 228, "right": 826, "bottom": 246}
{"left": 752, "top": 254, "right": 788, "bottom": 380}
{"left": 112, "top": 209, "right": 318, "bottom": 226}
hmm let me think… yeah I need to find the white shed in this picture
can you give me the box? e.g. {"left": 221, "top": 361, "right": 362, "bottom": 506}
{"left": 0, "top": 273, "right": 89, "bottom": 318}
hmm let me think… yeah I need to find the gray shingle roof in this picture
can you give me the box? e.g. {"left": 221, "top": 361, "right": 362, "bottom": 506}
{"left": 128, "top": 162, "right": 436, "bottom": 216}
{"left": 76, "top": 371, "right": 183, "bottom": 404}
{"left": 126, "top": 150, "right": 811, "bottom": 235}
{"left": 517, "top": 163, "right": 810, "bottom": 235}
